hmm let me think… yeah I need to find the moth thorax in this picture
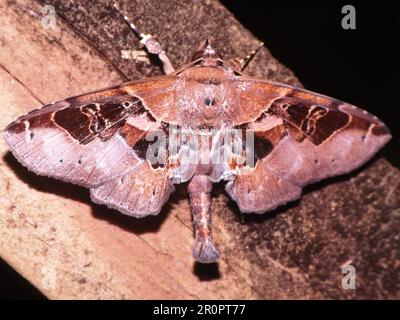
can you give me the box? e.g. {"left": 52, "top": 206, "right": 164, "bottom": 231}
{"left": 201, "top": 56, "right": 223, "bottom": 67}
{"left": 191, "top": 39, "right": 223, "bottom": 66}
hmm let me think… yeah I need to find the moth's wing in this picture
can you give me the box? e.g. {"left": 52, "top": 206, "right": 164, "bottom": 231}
{"left": 90, "top": 161, "right": 174, "bottom": 217}
{"left": 3, "top": 75, "right": 179, "bottom": 188}
{"left": 226, "top": 158, "right": 302, "bottom": 214}
{"left": 226, "top": 78, "right": 391, "bottom": 213}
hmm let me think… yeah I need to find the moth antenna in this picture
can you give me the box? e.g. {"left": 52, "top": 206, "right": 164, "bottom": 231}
{"left": 188, "top": 175, "right": 220, "bottom": 263}
{"left": 113, "top": 1, "right": 175, "bottom": 74}
{"left": 238, "top": 41, "right": 264, "bottom": 71}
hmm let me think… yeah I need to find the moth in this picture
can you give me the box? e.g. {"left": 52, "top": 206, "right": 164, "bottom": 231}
{"left": 3, "top": 10, "right": 391, "bottom": 263}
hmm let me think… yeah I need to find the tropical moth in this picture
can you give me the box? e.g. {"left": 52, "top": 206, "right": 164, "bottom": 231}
{"left": 3, "top": 7, "right": 391, "bottom": 263}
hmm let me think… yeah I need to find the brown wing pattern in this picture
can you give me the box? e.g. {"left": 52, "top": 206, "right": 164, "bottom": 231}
{"left": 3, "top": 71, "right": 391, "bottom": 217}
{"left": 226, "top": 79, "right": 391, "bottom": 213}
{"left": 3, "top": 76, "right": 179, "bottom": 216}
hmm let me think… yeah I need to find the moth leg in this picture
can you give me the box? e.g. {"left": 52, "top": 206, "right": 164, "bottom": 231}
{"left": 188, "top": 175, "right": 220, "bottom": 263}
{"left": 113, "top": 2, "right": 175, "bottom": 74}
{"left": 228, "top": 41, "right": 264, "bottom": 72}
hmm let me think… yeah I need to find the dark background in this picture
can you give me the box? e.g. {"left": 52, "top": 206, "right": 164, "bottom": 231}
{"left": 221, "top": 0, "right": 399, "bottom": 166}
{"left": 1, "top": 0, "right": 399, "bottom": 299}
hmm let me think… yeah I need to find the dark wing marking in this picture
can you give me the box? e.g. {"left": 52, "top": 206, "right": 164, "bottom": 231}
{"left": 3, "top": 76, "right": 179, "bottom": 188}
{"left": 226, "top": 79, "right": 391, "bottom": 213}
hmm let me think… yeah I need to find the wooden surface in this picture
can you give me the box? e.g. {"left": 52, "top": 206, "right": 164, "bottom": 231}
{"left": 0, "top": 0, "right": 399, "bottom": 299}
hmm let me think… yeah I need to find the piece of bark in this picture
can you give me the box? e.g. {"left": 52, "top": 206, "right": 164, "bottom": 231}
{"left": 0, "top": 0, "right": 398, "bottom": 299}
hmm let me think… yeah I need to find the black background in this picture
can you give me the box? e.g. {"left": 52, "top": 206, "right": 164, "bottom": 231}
{"left": 221, "top": 0, "right": 399, "bottom": 166}
{"left": 1, "top": 0, "right": 399, "bottom": 300}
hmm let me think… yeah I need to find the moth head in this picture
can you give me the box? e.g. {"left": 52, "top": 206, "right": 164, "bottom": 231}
{"left": 191, "top": 37, "right": 223, "bottom": 67}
